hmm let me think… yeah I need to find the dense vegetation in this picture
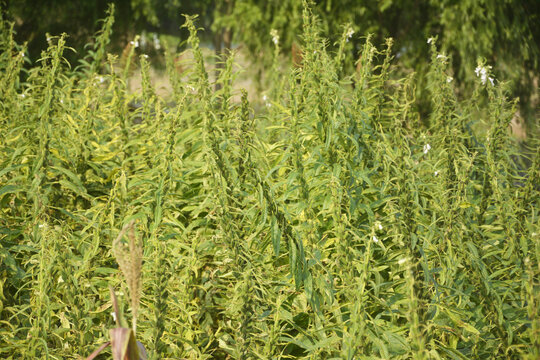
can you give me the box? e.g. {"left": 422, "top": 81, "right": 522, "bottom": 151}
{"left": 3, "top": 0, "right": 539, "bottom": 131}
{"left": 1, "top": 4, "right": 539, "bottom": 359}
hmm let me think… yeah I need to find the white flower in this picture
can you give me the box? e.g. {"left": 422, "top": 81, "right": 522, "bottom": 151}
{"left": 270, "top": 29, "right": 279, "bottom": 46}
{"left": 20, "top": 93, "right": 25, "bottom": 98}
{"left": 130, "top": 40, "right": 139, "bottom": 48}
{"left": 427, "top": 37, "right": 433, "bottom": 44}
{"left": 398, "top": 257, "right": 408, "bottom": 265}
{"left": 20, "top": 51, "right": 25, "bottom": 57}
{"left": 488, "top": 77, "right": 494, "bottom": 86}
{"left": 372, "top": 235, "right": 379, "bottom": 243}
{"left": 446, "top": 76, "right": 453, "bottom": 83}
{"left": 142, "top": 54, "right": 149, "bottom": 59}
{"left": 434, "top": 170, "right": 439, "bottom": 176}
{"left": 263, "top": 94, "right": 271, "bottom": 108}
{"left": 58, "top": 275, "right": 64, "bottom": 283}
{"left": 99, "top": 76, "right": 105, "bottom": 83}
{"left": 111, "top": 312, "right": 117, "bottom": 322}
{"left": 46, "top": 36, "right": 51, "bottom": 42}
{"left": 436, "top": 54, "right": 446, "bottom": 60}
{"left": 475, "top": 65, "right": 492, "bottom": 85}
{"left": 378, "top": 223, "right": 383, "bottom": 230}
{"left": 423, "top": 143, "right": 431, "bottom": 154}
{"left": 60, "top": 99, "right": 64, "bottom": 104}
{"left": 38, "top": 224, "right": 45, "bottom": 228}
{"left": 346, "top": 28, "right": 354, "bottom": 42}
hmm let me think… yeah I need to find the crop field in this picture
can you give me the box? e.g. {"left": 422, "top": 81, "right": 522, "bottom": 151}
{"left": 0, "top": 5, "right": 539, "bottom": 360}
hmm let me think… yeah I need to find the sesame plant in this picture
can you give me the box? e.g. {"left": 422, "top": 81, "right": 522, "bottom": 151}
{"left": 0, "top": 4, "right": 538, "bottom": 360}
{"left": 86, "top": 221, "right": 148, "bottom": 360}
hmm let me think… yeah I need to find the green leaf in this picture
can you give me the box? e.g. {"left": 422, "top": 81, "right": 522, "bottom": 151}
{"left": 271, "top": 215, "right": 281, "bottom": 257}
{"left": 0, "top": 185, "right": 21, "bottom": 198}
